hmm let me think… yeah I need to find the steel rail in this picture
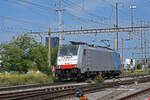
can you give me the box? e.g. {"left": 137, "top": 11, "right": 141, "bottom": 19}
{"left": 118, "top": 87, "right": 150, "bottom": 100}
{"left": 1, "top": 74, "right": 150, "bottom": 100}
{"left": 46, "top": 76, "right": 150, "bottom": 100}
{"left": 1, "top": 75, "right": 150, "bottom": 100}
{"left": 0, "top": 82, "right": 76, "bottom": 92}
{"left": 0, "top": 73, "right": 148, "bottom": 93}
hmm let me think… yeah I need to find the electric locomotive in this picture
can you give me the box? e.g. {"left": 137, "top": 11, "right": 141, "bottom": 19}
{"left": 55, "top": 42, "right": 122, "bottom": 81}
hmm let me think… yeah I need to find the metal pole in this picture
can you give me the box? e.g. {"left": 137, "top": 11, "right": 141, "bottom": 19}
{"left": 48, "top": 27, "right": 51, "bottom": 73}
{"left": 82, "top": 0, "right": 84, "bottom": 10}
{"left": 144, "top": 20, "right": 147, "bottom": 65}
{"left": 58, "top": 0, "right": 63, "bottom": 45}
{"left": 38, "top": 33, "right": 42, "bottom": 44}
{"left": 58, "top": 0, "right": 62, "bottom": 28}
{"left": 131, "top": 7, "right": 133, "bottom": 28}
{"left": 130, "top": 6, "right": 136, "bottom": 30}
{"left": 141, "top": 30, "right": 143, "bottom": 62}
{"left": 144, "top": 31, "right": 146, "bottom": 65}
{"left": 140, "top": 20, "right": 144, "bottom": 63}
{"left": 121, "top": 38, "right": 124, "bottom": 66}
{"left": 116, "top": 2, "right": 119, "bottom": 51}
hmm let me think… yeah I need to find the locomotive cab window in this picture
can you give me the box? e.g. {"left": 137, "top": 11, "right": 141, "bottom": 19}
{"left": 58, "top": 45, "right": 79, "bottom": 56}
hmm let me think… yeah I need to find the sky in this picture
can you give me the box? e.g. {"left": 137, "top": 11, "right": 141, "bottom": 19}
{"left": 0, "top": 0, "right": 150, "bottom": 61}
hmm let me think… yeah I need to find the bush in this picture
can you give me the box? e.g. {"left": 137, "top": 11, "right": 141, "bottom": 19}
{"left": 0, "top": 73, "right": 53, "bottom": 87}
{"left": 86, "top": 78, "right": 93, "bottom": 83}
{"left": 131, "top": 69, "right": 135, "bottom": 73}
{"left": 148, "top": 65, "right": 150, "bottom": 69}
{"left": 137, "top": 64, "right": 142, "bottom": 69}
{"left": 94, "top": 75, "right": 104, "bottom": 84}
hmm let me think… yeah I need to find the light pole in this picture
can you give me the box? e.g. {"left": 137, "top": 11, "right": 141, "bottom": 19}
{"left": 48, "top": 27, "right": 51, "bottom": 73}
{"left": 128, "top": 5, "right": 136, "bottom": 40}
{"left": 130, "top": 5, "right": 136, "bottom": 28}
{"left": 57, "top": 0, "right": 64, "bottom": 45}
{"left": 116, "top": 2, "right": 119, "bottom": 51}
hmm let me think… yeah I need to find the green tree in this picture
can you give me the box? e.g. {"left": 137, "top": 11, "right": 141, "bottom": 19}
{"left": 51, "top": 46, "right": 58, "bottom": 66}
{"left": 137, "top": 63, "right": 142, "bottom": 69}
{"left": 29, "top": 44, "right": 49, "bottom": 74}
{"left": 29, "top": 45, "right": 58, "bottom": 74}
{"left": 0, "top": 34, "right": 58, "bottom": 75}
{"left": 0, "top": 34, "right": 37, "bottom": 73}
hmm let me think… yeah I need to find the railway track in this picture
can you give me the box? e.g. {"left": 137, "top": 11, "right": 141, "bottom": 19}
{"left": 1, "top": 75, "right": 150, "bottom": 100}
{"left": 0, "top": 73, "right": 149, "bottom": 92}
{"left": 118, "top": 87, "right": 150, "bottom": 100}
{"left": 0, "top": 82, "right": 77, "bottom": 92}
{"left": 0, "top": 84, "right": 92, "bottom": 100}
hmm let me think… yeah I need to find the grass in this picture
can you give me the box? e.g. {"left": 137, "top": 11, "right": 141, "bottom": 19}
{"left": 86, "top": 78, "right": 93, "bottom": 83}
{"left": 121, "top": 68, "right": 150, "bottom": 77}
{"left": 94, "top": 75, "right": 104, "bottom": 84}
{"left": 0, "top": 73, "right": 53, "bottom": 87}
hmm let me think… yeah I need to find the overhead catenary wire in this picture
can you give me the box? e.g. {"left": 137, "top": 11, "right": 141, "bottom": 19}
{"left": 63, "top": 0, "right": 109, "bottom": 20}
{"left": 1, "top": 0, "right": 63, "bottom": 31}
{"left": 64, "top": 12, "right": 112, "bottom": 26}
{"left": 1, "top": 0, "right": 99, "bottom": 32}
{"left": 4, "top": 0, "right": 111, "bottom": 26}
{"left": 3, "top": 0, "right": 57, "bottom": 14}
{"left": 4, "top": 0, "right": 57, "bottom": 22}
{"left": 98, "top": 0, "right": 131, "bottom": 19}
{"left": 62, "top": 0, "right": 114, "bottom": 26}
{"left": 15, "top": 0, "right": 105, "bottom": 25}
{"left": 0, "top": 16, "right": 48, "bottom": 29}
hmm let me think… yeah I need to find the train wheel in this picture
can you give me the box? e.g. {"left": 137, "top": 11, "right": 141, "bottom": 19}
{"left": 77, "top": 74, "right": 85, "bottom": 82}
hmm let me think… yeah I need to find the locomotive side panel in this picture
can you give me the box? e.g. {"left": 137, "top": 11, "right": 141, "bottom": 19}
{"left": 79, "top": 47, "right": 121, "bottom": 73}
{"left": 56, "top": 44, "right": 122, "bottom": 81}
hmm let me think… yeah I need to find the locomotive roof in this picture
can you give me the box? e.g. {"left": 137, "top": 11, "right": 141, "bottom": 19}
{"left": 70, "top": 41, "right": 88, "bottom": 45}
{"left": 70, "top": 41, "right": 113, "bottom": 51}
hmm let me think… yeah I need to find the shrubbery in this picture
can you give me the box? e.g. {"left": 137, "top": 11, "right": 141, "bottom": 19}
{"left": 86, "top": 78, "right": 93, "bottom": 83}
{"left": 0, "top": 34, "right": 58, "bottom": 75}
{"left": 94, "top": 75, "right": 104, "bottom": 84}
{"left": 137, "top": 63, "right": 142, "bottom": 69}
{"left": 0, "top": 73, "right": 53, "bottom": 87}
{"left": 148, "top": 65, "right": 150, "bottom": 69}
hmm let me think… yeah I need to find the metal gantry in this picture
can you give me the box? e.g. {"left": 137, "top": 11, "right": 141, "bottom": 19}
{"left": 28, "top": 26, "right": 150, "bottom": 68}
{"left": 28, "top": 26, "right": 150, "bottom": 35}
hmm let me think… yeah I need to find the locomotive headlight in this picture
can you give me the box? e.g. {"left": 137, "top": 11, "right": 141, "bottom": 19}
{"left": 58, "top": 66, "right": 62, "bottom": 69}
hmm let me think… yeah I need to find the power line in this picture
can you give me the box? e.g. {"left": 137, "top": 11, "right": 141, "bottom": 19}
{"left": 4, "top": 0, "right": 110, "bottom": 26}
{"left": 2, "top": 0, "right": 61, "bottom": 30}
{"left": 63, "top": 0, "right": 109, "bottom": 20}
{"left": 3, "top": 0, "right": 56, "bottom": 14}
{"left": 0, "top": 16, "right": 48, "bottom": 29}
{"left": 62, "top": 3, "right": 113, "bottom": 26}
{"left": 99, "top": 0, "right": 130, "bottom": 18}
{"left": 64, "top": 12, "right": 112, "bottom": 26}
{"left": 17, "top": 0, "right": 101, "bottom": 26}
{"left": 16, "top": 0, "right": 55, "bottom": 11}
{"left": 62, "top": 0, "right": 113, "bottom": 26}
{"left": 4, "top": 0, "right": 114, "bottom": 26}
{"left": 3, "top": 0, "right": 57, "bottom": 21}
